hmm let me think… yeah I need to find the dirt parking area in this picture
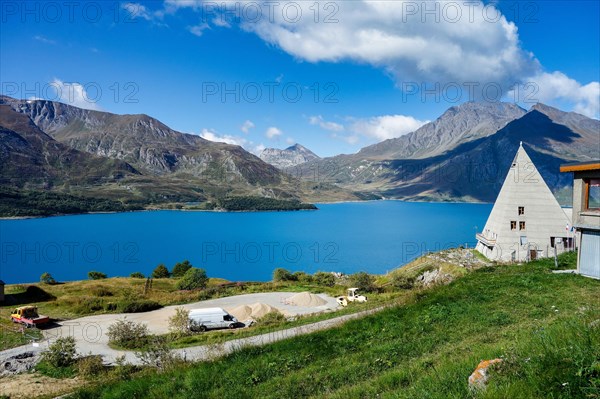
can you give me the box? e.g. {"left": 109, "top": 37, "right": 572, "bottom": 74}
{"left": 36, "top": 292, "right": 338, "bottom": 363}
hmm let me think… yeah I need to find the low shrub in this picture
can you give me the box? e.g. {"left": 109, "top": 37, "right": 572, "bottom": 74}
{"left": 293, "top": 271, "right": 313, "bottom": 283}
{"left": 120, "top": 300, "right": 162, "bottom": 313}
{"left": 273, "top": 268, "right": 295, "bottom": 282}
{"left": 107, "top": 319, "right": 150, "bottom": 349}
{"left": 78, "top": 355, "right": 105, "bottom": 379}
{"left": 256, "top": 311, "right": 287, "bottom": 327}
{"left": 168, "top": 307, "right": 191, "bottom": 338}
{"left": 391, "top": 274, "right": 415, "bottom": 290}
{"left": 74, "top": 297, "right": 105, "bottom": 314}
{"left": 130, "top": 272, "right": 145, "bottom": 278}
{"left": 41, "top": 336, "right": 77, "bottom": 368}
{"left": 135, "top": 335, "right": 182, "bottom": 372}
{"left": 90, "top": 286, "right": 113, "bottom": 297}
{"left": 88, "top": 271, "right": 107, "bottom": 280}
{"left": 313, "top": 271, "right": 335, "bottom": 287}
{"left": 349, "top": 271, "right": 377, "bottom": 293}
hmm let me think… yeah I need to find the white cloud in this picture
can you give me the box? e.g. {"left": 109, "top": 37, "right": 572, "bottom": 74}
{"left": 309, "top": 115, "right": 345, "bottom": 132}
{"left": 49, "top": 79, "right": 102, "bottom": 111}
{"left": 516, "top": 71, "right": 600, "bottom": 119}
{"left": 265, "top": 126, "right": 282, "bottom": 139}
{"left": 33, "top": 35, "right": 56, "bottom": 45}
{"left": 188, "top": 23, "right": 210, "bottom": 37}
{"left": 153, "top": 0, "right": 597, "bottom": 115}
{"left": 285, "top": 137, "right": 295, "bottom": 145}
{"left": 253, "top": 143, "right": 266, "bottom": 155}
{"left": 350, "top": 115, "right": 428, "bottom": 141}
{"left": 240, "top": 120, "right": 255, "bottom": 133}
{"left": 200, "top": 129, "right": 247, "bottom": 146}
{"left": 331, "top": 132, "right": 360, "bottom": 145}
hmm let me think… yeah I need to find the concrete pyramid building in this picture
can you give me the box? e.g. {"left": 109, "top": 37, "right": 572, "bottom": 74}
{"left": 476, "top": 143, "right": 572, "bottom": 262}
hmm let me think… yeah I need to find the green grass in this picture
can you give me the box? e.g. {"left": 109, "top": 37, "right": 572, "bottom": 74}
{"left": 73, "top": 253, "right": 600, "bottom": 398}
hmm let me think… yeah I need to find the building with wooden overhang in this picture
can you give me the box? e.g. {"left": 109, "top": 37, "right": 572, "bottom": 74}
{"left": 560, "top": 160, "right": 600, "bottom": 279}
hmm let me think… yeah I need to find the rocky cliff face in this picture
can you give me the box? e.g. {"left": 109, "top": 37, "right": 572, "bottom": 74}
{"left": 1, "top": 96, "right": 286, "bottom": 186}
{"left": 260, "top": 143, "right": 321, "bottom": 169}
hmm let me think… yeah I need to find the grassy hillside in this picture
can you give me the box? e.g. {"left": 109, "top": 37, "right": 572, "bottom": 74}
{"left": 73, "top": 254, "right": 599, "bottom": 399}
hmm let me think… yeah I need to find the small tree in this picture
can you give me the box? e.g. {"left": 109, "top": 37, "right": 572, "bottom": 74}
{"left": 88, "top": 271, "right": 107, "bottom": 280}
{"left": 171, "top": 260, "right": 192, "bottom": 278}
{"left": 40, "top": 272, "right": 56, "bottom": 285}
{"left": 130, "top": 272, "right": 145, "bottom": 278}
{"left": 152, "top": 264, "right": 170, "bottom": 279}
{"left": 168, "top": 307, "right": 190, "bottom": 337}
{"left": 107, "top": 319, "right": 149, "bottom": 349}
{"left": 313, "top": 272, "right": 335, "bottom": 287}
{"left": 177, "top": 268, "right": 208, "bottom": 290}
{"left": 349, "top": 271, "right": 376, "bottom": 293}
{"left": 273, "top": 268, "right": 295, "bottom": 282}
{"left": 42, "top": 337, "right": 77, "bottom": 368}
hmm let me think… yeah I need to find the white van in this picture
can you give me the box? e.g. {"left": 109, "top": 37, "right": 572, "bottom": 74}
{"left": 189, "top": 307, "right": 241, "bottom": 332}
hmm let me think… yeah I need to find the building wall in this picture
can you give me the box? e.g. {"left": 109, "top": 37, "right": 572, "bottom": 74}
{"left": 572, "top": 170, "right": 600, "bottom": 228}
{"left": 572, "top": 170, "right": 600, "bottom": 279}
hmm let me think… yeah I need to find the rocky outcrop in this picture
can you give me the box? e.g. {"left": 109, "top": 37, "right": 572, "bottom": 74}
{"left": 415, "top": 269, "right": 454, "bottom": 288}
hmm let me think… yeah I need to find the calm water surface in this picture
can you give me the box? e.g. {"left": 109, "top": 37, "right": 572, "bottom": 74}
{"left": 0, "top": 201, "right": 492, "bottom": 284}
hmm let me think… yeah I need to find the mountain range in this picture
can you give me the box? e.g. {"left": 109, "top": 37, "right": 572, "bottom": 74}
{"left": 0, "top": 96, "right": 360, "bottom": 213}
{"left": 293, "top": 102, "right": 599, "bottom": 204}
{"left": 1, "top": 96, "right": 598, "bottom": 214}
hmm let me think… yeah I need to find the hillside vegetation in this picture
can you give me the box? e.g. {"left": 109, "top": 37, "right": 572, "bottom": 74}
{"left": 74, "top": 254, "right": 599, "bottom": 398}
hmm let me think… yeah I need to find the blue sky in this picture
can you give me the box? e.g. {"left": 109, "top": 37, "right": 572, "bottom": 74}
{"left": 1, "top": 0, "right": 598, "bottom": 157}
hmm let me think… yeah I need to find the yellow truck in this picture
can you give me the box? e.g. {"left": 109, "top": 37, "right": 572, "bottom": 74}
{"left": 10, "top": 306, "right": 49, "bottom": 327}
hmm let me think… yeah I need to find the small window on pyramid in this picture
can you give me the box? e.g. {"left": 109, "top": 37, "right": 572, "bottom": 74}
{"left": 519, "top": 221, "right": 526, "bottom": 230}
{"left": 511, "top": 221, "right": 517, "bottom": 230}
{"left": 518, "top": 206, "right": 524, "bottom": 215}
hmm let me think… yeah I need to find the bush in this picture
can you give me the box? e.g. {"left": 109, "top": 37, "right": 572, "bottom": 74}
{"left": 391, "top": 274, "right": 415, "bottom": 290}
{"left": 349, "top": 272, "right": 377, "bottom": 293}
{"left": 177, "top": 268, "right": 208, "bottom": 290}
{"left": 135, "top": 335, "right": 182, "bottom": 372}
{"left": 273, "top": 268, "right": 295, "bottom": 282}
{"left": 293, "top": 271, "right": 313, "bottom": 283}
{"left": 74, "top": 297, "right": 105, "bottom": 313}
{"left": 107, "top": 319, "right": 150, "bottom": 349}
{"left": 41, "top": 337, "right": 77, "bottom": 368}
{"left": 120, "top": 300, "right": 162, "bottom": 313}
{"left": 90, "top": 286, "right": 113, "bottom": 297}
{"left": 88, "top": 271, "right": 107, "bottom": 280}
{"left": 256, "top": 311, "right": 287, "bottom": 327}
{"left": 313, "top": 271, "right": 335, "bottom": 287}
{"left": 168, "top": 307, "right": 191, "bottom": 338}
{"left": 152, "top": 264, "right": 170, "bottom": 279}
{"left": 40, "top": 272, "right": 56, "bottom": 284}
{"left": 111, "top": 355, "right": 138, "bottom": 381}
{"left": 171, "top": 260, "right": 192, "bottom": 278}
{"left": 78, "top": 355, "right": 104, "bottom": 379}
{"left": 130, "top": 272, "right": 145, "bottom": 278}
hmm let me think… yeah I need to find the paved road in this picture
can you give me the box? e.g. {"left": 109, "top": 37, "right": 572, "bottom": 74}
{"left": 0, "top": 293, "right": 387, "bottom": 366}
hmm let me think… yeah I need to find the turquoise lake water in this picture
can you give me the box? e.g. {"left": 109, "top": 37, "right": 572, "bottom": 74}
{"left": 0, "top": 201, "right": 492, "bottom": 284}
